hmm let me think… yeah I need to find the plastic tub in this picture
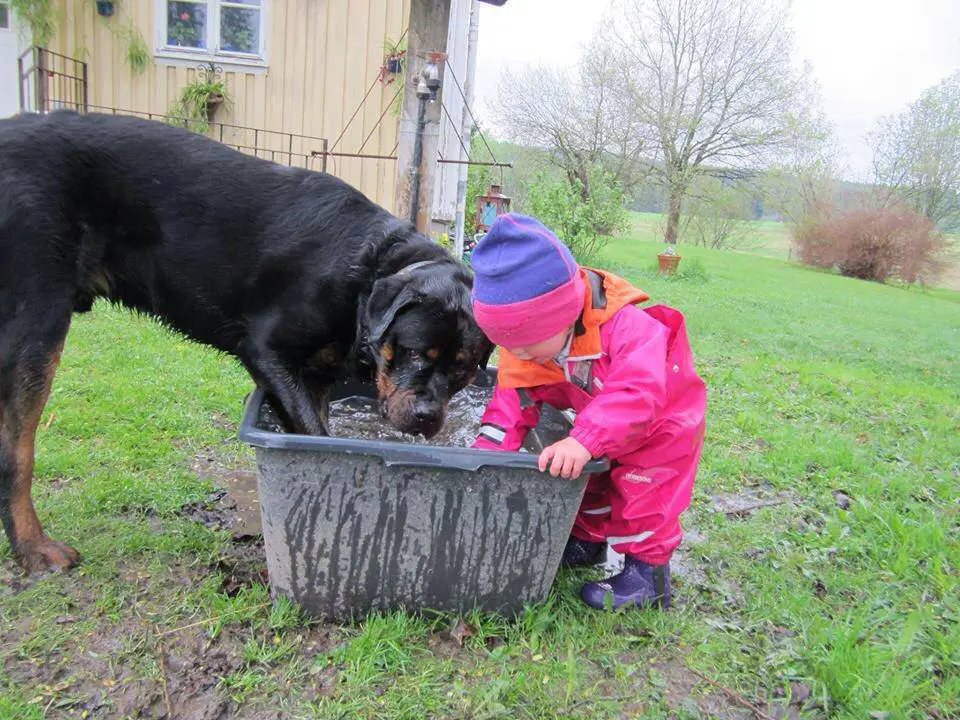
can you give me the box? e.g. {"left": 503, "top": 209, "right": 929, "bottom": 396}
{"left": 237, "top": 372, "right": 607, "bottom": 620}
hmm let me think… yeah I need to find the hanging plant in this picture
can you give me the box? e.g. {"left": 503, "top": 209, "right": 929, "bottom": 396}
{"left": 106, "top": 19, "right": 150, "bottom": 75}
{"left": 123, "top": 26, "right": 149, "bottom": 74}
{"left": 11, "top": 0, "right": 56, "bottom": 46}
{"left": 167, "top": 63, "right": 230, "bottom": 134}
{"left": 378, "top": 35, "right": 406, "bottom": 85}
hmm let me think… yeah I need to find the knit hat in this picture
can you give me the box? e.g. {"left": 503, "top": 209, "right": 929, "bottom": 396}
{"left": 471, "top": 213, "right": 585, "bottom": 348}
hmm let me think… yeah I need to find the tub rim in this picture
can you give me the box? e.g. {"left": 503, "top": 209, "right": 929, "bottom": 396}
{"left": 238, "top": 387, "right": 610, "bottom": 474}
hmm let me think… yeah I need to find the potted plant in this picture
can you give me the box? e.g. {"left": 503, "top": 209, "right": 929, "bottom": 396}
{"left": 168, "top": 79, "right": 229, "bottom": 133}
{"left": 657, "top": 244, "right": 682, "bottom": 274}
{"left": 378, "top": 37, "right": 406, "bottom": 84}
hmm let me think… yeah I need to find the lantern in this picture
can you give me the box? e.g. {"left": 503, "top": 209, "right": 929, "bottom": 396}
{"left": 475, "top": 184, "right": 511, "bottom": 232}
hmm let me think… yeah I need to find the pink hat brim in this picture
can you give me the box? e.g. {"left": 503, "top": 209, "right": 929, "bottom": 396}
{"left": 473, "top": 272, "right": 585, "bottom": 348}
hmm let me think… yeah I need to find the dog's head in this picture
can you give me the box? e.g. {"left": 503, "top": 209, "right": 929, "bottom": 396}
{"left": 364, "top": 260, "right": 493, "bottom": 437}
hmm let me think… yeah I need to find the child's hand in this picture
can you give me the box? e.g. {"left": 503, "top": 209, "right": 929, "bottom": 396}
{"left": 538, "top": 437, "right": 592, "bottom": 479}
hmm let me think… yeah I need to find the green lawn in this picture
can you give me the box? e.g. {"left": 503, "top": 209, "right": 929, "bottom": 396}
{"left": 1, "top": 232, "right": 958, "bottom": 719}
{"left": 628, "top": 211, "right": 796, "bottom": 260}
{"left": 629, "top": 211, "right": 960, "bottom": 286}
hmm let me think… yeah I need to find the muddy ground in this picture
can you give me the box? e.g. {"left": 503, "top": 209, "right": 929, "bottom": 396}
{"left": 1, "top": 449, "right": 815, "bottom": 720}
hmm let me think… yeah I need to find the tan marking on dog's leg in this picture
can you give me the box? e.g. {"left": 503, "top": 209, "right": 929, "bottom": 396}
{"left": 8, "top": 339, "right": 79, "bottom": 573}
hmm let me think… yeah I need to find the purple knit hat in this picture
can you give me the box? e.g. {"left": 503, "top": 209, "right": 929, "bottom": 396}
{"left": 471, "top": 213, "right": 585, "bottom": 348}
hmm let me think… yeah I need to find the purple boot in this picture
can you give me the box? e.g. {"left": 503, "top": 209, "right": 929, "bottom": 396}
{"left": 580, "top": 556, "right": 671, "bottom": 610}
{"left": 560, "top": 535, "right": 606, "bottom": 568}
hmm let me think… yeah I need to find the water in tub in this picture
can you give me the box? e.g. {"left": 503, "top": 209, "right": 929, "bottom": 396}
{"left": 258, "top": 386, "right": 573, "bottom": 453}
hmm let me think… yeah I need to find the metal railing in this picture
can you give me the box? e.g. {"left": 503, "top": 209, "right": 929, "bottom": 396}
{"left": 84, "top": 104, "right": 330, "bottom": 170}
{"left": 15, "top": 48, "right": 368, "bottom": 173}
{"left": 18, "top": 46, "right": 88, "bottom": 114}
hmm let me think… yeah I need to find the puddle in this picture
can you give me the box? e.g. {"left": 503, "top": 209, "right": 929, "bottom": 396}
{"left": 213, "top": 470, "right": 262, "bottom": 537}
{"left": 188, "top": 454, "right": 262, "bottom": 537}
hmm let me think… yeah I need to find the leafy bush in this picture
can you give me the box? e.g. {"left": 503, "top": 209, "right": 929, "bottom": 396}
{"left": 791, "top": 197, "right": 948, "bottom": 283}
{"left": 525, "top": 169, "right": 628, "bottom": 264}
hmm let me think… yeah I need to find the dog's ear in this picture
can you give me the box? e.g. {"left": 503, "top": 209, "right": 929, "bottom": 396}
{"left": 478, "top": 338, "right": 495, "bottom": 371}
{"left": 365, "top": 277, "right": 420, "bottom": 350}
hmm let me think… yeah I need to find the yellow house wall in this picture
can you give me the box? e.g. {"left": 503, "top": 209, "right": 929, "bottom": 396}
{"left": 48, "top": 0, "right": 409, "bottom": 210}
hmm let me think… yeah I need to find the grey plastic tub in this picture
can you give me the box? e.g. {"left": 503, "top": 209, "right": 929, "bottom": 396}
{"left": 238, "top": 372, "right": 607, "bottom": 620}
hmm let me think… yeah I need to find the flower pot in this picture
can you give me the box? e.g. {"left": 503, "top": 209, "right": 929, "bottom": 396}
{"left": 205, "top": 93, "right": 224, "bottom": 121}
{"left": 96, "top": 0, "right": 115, "bottom": 16}
{"left": 386, "top": 56, "right": 404, "bottom": 74}
{"left": 657, "top": 253, "right": 681, "bottom": 274}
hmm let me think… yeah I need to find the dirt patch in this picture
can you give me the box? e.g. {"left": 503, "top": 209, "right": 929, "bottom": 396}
{"left": 711, "top": 483, "right": 801, "bottom": 518}
{"left": 645, "top": 658, "right": 755, "bottom": 720}
{"left": 186, "top": 452, "right": 262, "bottom": 539}
{"left": 213, "top": 537, "right": 269, "bottom": 597}
{"left": 2, "top": 580, "right": 242, "bottom": 719}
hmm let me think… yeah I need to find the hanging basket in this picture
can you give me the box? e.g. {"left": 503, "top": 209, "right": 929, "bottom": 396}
{"left": 657, "top": 253, "right": 681, "bottom": 274}
{"left": 385, "top": 54, "right": 404, "bottom": 74}
{"left": 205, "top": 93, "right": 224, "bottom": 121}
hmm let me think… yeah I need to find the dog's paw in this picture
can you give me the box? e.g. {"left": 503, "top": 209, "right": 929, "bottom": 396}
{"left": 17, "top": 537, "right": 80, "bottom": 574}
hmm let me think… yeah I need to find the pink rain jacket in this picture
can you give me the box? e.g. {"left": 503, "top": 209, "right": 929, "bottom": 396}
{"left": 473, "top": 268, "right": 706, "bottom": 564}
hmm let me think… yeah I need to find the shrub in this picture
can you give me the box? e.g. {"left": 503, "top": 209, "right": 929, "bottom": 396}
{"left": 791, "top": 197, "right": 948, "bottom": 283}
{"left": 525, "top": 169, "right": 628, "bottom": 264}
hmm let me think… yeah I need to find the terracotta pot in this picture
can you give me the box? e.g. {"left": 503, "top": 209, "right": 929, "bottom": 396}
{"left": 657, "top": 253, "right": 681, "bottom": 274}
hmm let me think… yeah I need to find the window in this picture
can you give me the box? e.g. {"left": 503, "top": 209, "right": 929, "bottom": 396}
{"left": 159, "top": 0, "right": 265, "bottom": 65}
{"left": 0, "top": 2, "right": 10, "bottom": 30}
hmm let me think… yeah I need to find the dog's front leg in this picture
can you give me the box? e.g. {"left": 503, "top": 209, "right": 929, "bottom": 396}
{"left": 242, "top": 351, "right": 327, "bottom": 435}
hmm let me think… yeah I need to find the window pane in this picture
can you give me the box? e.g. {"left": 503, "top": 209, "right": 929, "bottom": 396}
{"left": 0, "top": 4, "right": 9, "bottom": 30}
{"left": 167, "top": 2, "right": 207, "bottom": 49}
{"left": 220, "top": 7, "right": 260, "bottom": 54}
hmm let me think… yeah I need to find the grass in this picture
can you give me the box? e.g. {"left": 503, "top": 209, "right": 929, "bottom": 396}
{"left": 628, "top": 210, "right": 960, "bottom": 288}
{"left": 1, "top": 221, "right": 958, "bottom": 718}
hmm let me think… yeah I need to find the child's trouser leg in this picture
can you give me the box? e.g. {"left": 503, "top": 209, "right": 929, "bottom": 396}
{"left": 579, "top": 460, "right": 697, "bottom": 610}
{"left": 605, "top": 463, "right": 693, "bottom": 565}
{"left": 571, "top": 470, "right": 613, "bottom": 542}
{"left": 572, "top": 464, "right": 690, "bottom": 563}
{"left": 563, "top": 471, "right": 612, "bottom": 567}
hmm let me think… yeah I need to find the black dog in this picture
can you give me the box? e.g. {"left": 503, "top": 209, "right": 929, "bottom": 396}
{"left": 0, "top": 111, "right": 493, "bottom": 573}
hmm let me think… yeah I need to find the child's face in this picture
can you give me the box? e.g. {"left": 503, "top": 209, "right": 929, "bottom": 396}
{"left": 506, "top": 328, "right": 572, "bottom": 364}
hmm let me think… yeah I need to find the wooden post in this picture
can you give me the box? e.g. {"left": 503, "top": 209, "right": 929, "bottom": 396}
{"left": 395, "top": 0, "right": 451, "bottom": 232}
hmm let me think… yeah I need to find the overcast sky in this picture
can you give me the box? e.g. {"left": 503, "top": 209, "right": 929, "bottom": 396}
{"left": 473, "top": 0, "right": 960, "bottom": 181}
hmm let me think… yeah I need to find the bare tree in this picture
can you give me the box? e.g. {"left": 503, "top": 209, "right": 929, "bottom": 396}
{"left": 870, "top": 70, "right": 960, "bottom": 228}
{"left": 492, "top": 48, "right": 649, "bottom": 200}
{"left": 604, "top": 0, "right": 809, "bottom": 244}
{"left": 763, "top": 102, "right": 842, "bottom": 226}
{"left": 685, "top": 176, "right": 759, "bottom": 249}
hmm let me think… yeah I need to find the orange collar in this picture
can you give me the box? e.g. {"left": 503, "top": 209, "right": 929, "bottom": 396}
{"left": 496, "top": 268, "right": 649, "bottom": 389}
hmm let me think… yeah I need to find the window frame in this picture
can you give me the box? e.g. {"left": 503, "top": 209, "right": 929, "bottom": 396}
{"left": 154, "top": 0, "right": 268, "bottom": 68}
